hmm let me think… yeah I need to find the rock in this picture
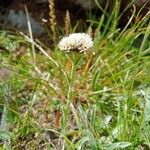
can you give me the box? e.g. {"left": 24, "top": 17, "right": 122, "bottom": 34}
{"left": 6, "top": 9, "right": 44, "bottom": 35}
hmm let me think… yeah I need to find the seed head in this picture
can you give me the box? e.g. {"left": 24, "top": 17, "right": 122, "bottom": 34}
{"left": 58, "top": 33, "right": 93, "bottom": 53}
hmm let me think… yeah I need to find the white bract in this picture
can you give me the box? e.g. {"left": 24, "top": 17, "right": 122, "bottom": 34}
{"left": 58, "top": 33, "right": 93, "bottom": 53}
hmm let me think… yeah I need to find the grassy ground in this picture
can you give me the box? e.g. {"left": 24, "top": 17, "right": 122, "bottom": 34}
{"left": 0, "top": 1, "right": 150, "bottom": 150}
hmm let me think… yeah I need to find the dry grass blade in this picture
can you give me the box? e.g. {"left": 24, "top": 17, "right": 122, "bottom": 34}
{"left": 24, "top": 5, "right": 36, "bottom": 64}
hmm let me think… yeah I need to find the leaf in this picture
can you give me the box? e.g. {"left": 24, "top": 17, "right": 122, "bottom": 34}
{"left": 92, "top": 68, "right": 101, "bottom": 91}
{"left": 54, "top": 109, "right": 61, "bottom": 129}
{"left": 65, "top": 57, "right": 73, "bottom": 72}
{"left": 141, "top": 90, "right": 150, "bottom": 122}
{"left": 83, "top": 54, "right": 93, "bottom": 73}
{"left": 144, "top": 94, "right": 150, "bottom": 122}
{"left": 105, "top": 142, "right": 131, "bottom": 150}
{"left": 85, "top": 130, "right": 98, "bottom": 149}
{"left": 105, "top": 124, "right": 123, "bottom": 143}
{"left": 0, "top": 130, "right": 10, "bottom": 140}
{"left": 76, "top": 137, "right": 89, "bottom": 150}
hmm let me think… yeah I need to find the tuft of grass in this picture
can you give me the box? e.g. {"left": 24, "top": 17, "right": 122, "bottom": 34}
{"left": 0, "top": 1, "right": 150, "bottom": 149}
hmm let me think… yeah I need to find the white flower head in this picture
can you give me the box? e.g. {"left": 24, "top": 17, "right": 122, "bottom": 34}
{"left": 58, "top": 33, "right": 93, "bottom": 53}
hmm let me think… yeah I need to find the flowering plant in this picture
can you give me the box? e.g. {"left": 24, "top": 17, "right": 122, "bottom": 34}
{"left": 58, "top": 33, "right": 93, "bottom": 53}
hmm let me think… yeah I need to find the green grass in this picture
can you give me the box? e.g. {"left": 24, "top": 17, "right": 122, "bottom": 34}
{"left": 0, "top": 2, "right": 150, "bottom": 150}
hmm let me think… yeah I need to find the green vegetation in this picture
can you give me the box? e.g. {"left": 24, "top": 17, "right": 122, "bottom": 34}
{"left": 0, "top": 1, "right": 150, "bottom": 149}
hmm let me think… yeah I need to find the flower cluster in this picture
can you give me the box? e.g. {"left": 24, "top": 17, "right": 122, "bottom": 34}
{"left": 58, "top": 33, "right": 93, "bottom": 53}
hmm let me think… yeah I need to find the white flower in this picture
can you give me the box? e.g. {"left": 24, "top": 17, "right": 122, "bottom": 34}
{"left": 58, "top": 33, "right": 93, "bottom": 53}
